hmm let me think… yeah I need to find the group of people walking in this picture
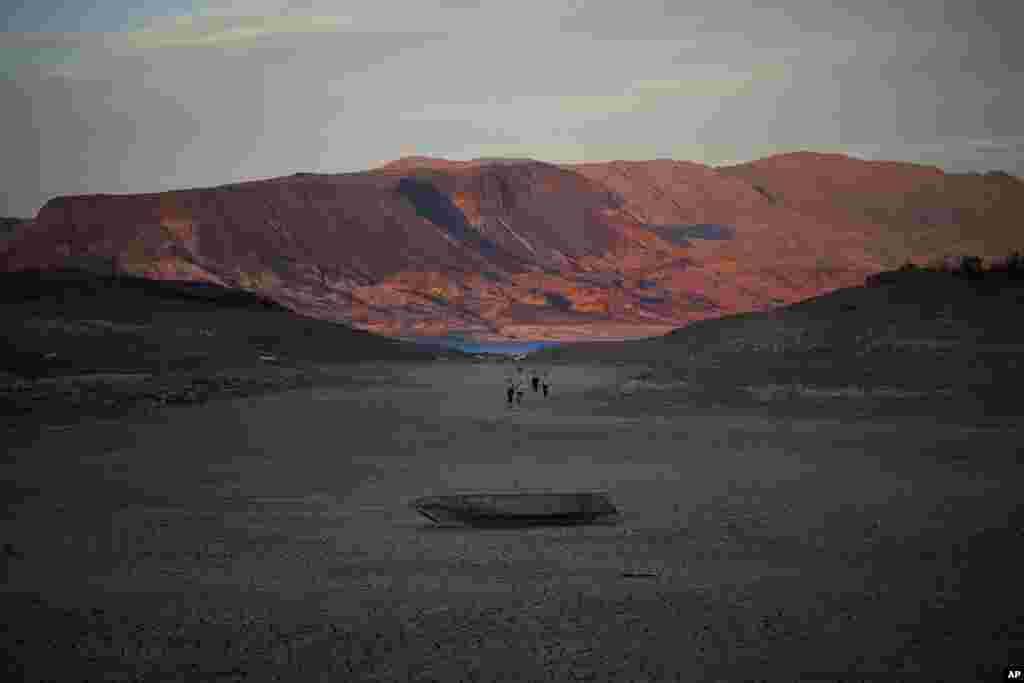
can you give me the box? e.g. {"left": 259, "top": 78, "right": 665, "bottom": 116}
{"left": 506, "top": 367, "right": 550, "bottom": 406}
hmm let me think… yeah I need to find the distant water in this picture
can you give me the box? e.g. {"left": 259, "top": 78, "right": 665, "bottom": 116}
{"left": 401, "top": 337, "right": 563, "bottom": 355}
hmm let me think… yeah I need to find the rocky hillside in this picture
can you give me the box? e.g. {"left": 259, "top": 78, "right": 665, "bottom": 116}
{"left": 535, "top": 267, "right": 1024, "bottom": 419}
{"left": 718, "top": 152, "right": 1024, "bottom": 267}
{"left": 1, "top": 269, "right": 442, "bottom": 380}
{"left": 2, "top": 154, "right": 1020, "bottom": 341}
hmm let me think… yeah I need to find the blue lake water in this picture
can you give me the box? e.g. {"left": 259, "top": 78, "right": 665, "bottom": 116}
{"left": 400, "top": 337, "right": 563, "bottom": 355}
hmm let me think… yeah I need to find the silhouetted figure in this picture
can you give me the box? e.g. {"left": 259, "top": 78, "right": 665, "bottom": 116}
{"left": 516, "top": 382, "right": 525, "bottom": 405}
{"left": 531, "top": 375, "right": 540, "bottom": 392}
{"left": 542, "top": 381, "right": 549, "bottom": 397}
{"left": 506, "top": 383, "right": 515, "bottom": 405}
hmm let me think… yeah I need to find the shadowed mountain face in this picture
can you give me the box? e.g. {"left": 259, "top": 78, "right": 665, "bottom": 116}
{"left": 2, "top": 154, "right": 1021, "bottom": 341}
{"left": 396, "top": 177, "right": 478, "bottom": 244}
{"left": 643, "top": 223, "right": 736, "bottom": 246}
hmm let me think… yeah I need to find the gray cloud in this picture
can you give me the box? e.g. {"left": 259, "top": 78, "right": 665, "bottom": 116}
{"left": 3, "top": 0, "right": 1021, "bottom": 217}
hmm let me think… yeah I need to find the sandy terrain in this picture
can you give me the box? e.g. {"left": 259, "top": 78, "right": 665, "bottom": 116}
{"left": 3, "top": 360, "right": 1021, "bottom": 681}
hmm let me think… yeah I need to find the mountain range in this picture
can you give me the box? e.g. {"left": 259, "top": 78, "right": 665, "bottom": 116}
{"left": 3, "top": 152, "right": 1021, "bottom": 341}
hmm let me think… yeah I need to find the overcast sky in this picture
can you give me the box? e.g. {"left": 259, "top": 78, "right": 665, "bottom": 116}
{"left": 3, "top": 0, "right": 1021, "bottom": 217}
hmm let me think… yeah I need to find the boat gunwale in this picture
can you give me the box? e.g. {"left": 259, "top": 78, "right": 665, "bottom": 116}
{"left": 410, "top": 492, "right": 616, "bottom": 509}
{"left": 410, "top": 491, "right": 620, "bottom": 526}
{"left": 410, "top": 490, "right": 613, "bottom": 500}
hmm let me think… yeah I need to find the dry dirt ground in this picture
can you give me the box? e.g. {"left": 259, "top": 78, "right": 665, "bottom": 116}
{"left": 2, "top": 360, "right": 1021, "bottom": 681}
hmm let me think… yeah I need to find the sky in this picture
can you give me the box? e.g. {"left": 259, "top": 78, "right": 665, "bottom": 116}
{"left": 2, "top": 0, "right": 1022, "bottom": 217}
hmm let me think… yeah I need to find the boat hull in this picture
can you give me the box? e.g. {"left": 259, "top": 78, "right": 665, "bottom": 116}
{"left": 411, "top": 492, "right": 619, "bottom": 527}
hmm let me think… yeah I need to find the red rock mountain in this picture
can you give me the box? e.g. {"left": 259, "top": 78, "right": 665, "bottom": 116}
{"left": 3, "top": 153, "right": 1021, "bottom": 341}
{"left": 718, "top": 152, "right": 1023, "bottom": 266}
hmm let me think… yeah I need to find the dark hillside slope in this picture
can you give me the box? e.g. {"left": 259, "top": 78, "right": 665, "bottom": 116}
{"left": 536, "top": 270, "right": 1024, "bottom": 418}
{"left": 1, "top": 270, "right": 440, "bottom": 379}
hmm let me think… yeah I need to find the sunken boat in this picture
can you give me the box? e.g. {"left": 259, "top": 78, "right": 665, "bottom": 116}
{"left": 411, "top": 491, "right": 620, "bottom": 527}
